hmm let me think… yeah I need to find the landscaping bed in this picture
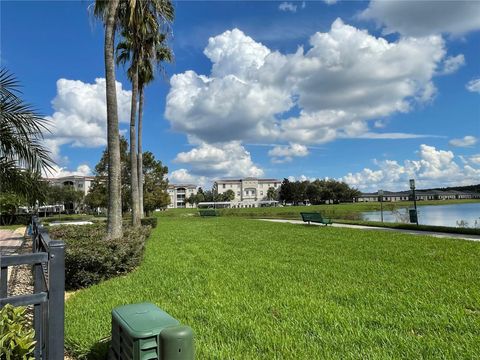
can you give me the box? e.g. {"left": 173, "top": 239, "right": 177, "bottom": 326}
{"left": 49, "top": 224, "right": 150, "bottom": 290}
{"left": 65, "top": 216, "right": 480, "bottom": 359}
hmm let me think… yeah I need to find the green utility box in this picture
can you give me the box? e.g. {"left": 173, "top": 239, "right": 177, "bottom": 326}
{"left": 110, "top": 303, "right": 194, "bottom": 360}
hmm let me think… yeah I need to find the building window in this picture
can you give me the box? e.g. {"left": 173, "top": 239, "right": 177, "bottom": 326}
{"left": 223, "top": 184, "right": 226, "bottom": 189}
{"left": 260, "top": 191, "right": 263, "bottom": 196}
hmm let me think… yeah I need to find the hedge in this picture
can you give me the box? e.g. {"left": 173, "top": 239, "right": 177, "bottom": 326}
{"left": 140, "top": 217, "right": 157, "bottom": 228}
{"left": 48, "top": 224, "right": 151, "bottom": 290}
{"left": 0, "top": 214, "right": 31, "bottom": 226}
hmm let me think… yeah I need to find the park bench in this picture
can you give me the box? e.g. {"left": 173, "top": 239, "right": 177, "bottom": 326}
{"left": 300, "top": 212, "right": 332, "bottom": 226}
{"left": 199, "top": 209, "right": 219, "bottom": 217}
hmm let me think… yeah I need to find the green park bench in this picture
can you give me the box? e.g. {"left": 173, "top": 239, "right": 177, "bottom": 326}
{"left": 300, "top": 212, "right": 332, "bottom": 226}
{"left": 199, "top": 209, "right": 219, "bottom": 217}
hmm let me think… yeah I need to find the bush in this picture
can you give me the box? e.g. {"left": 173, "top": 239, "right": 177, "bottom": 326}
{"left": 140, "top": 217, "right": 157, "bottom": 228}
{"left": 49, "top": 224, "right": 151, "bottom": 290}
{"left": 0, "top": 305, "right": 36, "bottom": 360}
{"left": 0, "top": 213, "right": 31, "bottom": 225}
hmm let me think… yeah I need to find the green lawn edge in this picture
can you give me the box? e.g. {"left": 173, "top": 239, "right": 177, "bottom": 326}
{"left": 64, "top": 216, "right": 480, "bottom": 359}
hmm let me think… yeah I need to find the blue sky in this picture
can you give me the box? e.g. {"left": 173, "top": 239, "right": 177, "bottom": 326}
{"left": 2, "top": 0, "right": 479, "bottom": 191}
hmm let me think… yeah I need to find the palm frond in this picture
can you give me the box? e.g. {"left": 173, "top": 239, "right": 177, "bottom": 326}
{"left": 0, "top": 68, "right": 54, "bottom": 177}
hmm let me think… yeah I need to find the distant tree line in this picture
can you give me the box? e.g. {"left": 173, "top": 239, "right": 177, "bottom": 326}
{"left": 186, "top": 188, "right": 236, "bottom": 205}
{"left": 278, "top": 178, "right": 360, "bottom": 205}
{"left": 431, "top": 184, "right": 480, "bottom": 193}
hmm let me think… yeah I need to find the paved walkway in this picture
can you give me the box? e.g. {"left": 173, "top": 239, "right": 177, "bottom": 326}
{"left": 1, "top": 227, "right": 27, "bottom": 285}
{"left": 0, "top": 228, "right": 26, "bottom": 256}
{"left": 258, "top": 219, "right": 480, "bottom": 242}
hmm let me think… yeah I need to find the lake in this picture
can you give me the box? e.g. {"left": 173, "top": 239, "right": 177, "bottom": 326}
{"left": 362, "top": 202, "right": 480, "bottom": 228}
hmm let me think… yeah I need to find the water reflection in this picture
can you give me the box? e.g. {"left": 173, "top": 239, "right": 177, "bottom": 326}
{"left": 362, "top": 202, "right": 480, "bottom": 228}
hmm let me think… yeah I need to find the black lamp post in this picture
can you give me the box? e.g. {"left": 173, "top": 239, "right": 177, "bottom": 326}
{"left": 410, "top": 179, "right": 419, "bottom": 225}
{"left": 378, "top": 189, "right": 384, "bottom": 223}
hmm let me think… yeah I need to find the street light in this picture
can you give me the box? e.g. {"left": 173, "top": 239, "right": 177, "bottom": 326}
{"left": 378, "top": 189, "right": 384, "bottom": 223}
{"left": 409, "top": 179, "right": 419, "bottom": 225}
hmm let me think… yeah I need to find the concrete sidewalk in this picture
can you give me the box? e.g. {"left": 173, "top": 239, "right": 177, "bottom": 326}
{"left": 0, "top": 227, "right": 26, "bottom": 256}
{"left": 0, "top": 227, "right": 27, "bottom": 285}
{"left": 258, "top": 219, "right": 480, "bottom": 242}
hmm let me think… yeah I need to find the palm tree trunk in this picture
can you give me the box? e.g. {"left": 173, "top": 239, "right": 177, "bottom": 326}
{"left": 137, "top": 84, "right": 145, "bottom": 218}
{"left": 130, "top": 63, "right": 141, "bottom": 226}
{"left": 104, "top": 0, "right": 123, "bottom": 239}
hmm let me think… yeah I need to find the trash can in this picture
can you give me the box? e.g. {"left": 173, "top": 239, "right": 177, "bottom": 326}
{"left": 110, "top": 303, "right": 194, "bottom": 360}
{"left": 409, "top": 209, "right": 418, "bottom": 224}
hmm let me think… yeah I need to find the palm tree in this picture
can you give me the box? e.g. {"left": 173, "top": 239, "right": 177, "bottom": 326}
{"left": 0, "top": 68, "right": 54, "bottom": 198}
{"left": 95, "top": 0, "right": 123, "bottom": 238}
{"left": 116, "top": 27, "right": 141, "bottom": 226}
{"left": 116, "top": 0, "right": 173, "bottom": 224}
{"left": 137, "top": 32, "right": 173, "bottom": 217}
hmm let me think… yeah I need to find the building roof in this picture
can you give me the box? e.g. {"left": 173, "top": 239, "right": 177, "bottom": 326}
{"left": 45, "top": 175, "right": 95, "bottom": 181}
{"left": 168, "top": 184, "right": 197, "bottom": 189}
{"left": 215, "top": 178, "right": 281, "bottom": 183}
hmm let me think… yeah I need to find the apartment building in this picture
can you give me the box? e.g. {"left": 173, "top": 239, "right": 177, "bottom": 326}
{"left": 167, "top": 184, "right": 198, "bottom": 208}
{"left": 47, "top": 175, "right": 95, "bottom": 196}
{"left": 213, "top": 177, "right": 281, "bottom": 207}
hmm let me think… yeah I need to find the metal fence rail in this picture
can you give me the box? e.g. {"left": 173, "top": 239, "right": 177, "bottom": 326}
{"left": 0, "top": 216, "right": 65, "bottom": 360}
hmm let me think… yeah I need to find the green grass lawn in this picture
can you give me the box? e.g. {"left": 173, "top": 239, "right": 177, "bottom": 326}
{"left": 65, "top": 216, "right": 480, "bottom": 359}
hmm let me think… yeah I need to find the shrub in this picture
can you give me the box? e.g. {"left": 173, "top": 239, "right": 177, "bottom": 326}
{"left": 0, "top": 213, "right": 31, "bottom": 226}
{"left": 49, "top": 224, "right": 150, "bottom": 290}
{"left": 0, "top": 305, "right": 36, "bottom": 360}
{"left": 140, "top": 217, "right": 157, "bottom": 228}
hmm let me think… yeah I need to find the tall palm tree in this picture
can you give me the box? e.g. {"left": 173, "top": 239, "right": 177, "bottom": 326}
{"left": 117, "top": 27, "right": 141, "bottom": 226}
{"left": 137, "top": 33, "right": 173, "bottom": 217}
{"left": 0, "top": 68, "right": 54, "bottom": 198}
{"left": 95, "top": 0, "right": 123, "bottom": 238}
{"left": 116, "top": 0, "right": 173, "bottom": 224}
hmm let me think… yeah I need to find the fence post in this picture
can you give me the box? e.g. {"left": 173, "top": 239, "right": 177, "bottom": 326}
{"left": 47, "top": 240, "right": 65, "bottom": 360}
{"left": 0, "top": 266, "right": 7, "bottom": 298}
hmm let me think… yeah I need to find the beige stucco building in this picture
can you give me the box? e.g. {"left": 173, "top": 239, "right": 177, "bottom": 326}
{"left": 167, "top": 184, "right": 198, "bottom": 208}
{"left": 213, "top": 177, "right": 281, "bottom": 207}
{"left": 47, "top": 175, "right": 95, "bottom": 196}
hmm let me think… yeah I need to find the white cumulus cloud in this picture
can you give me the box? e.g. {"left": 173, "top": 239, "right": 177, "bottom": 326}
{"left": 173, "top": 141, "right": 264, "bottom": 179}
{"left": 440, "top": 54, "right": 465, "bottom": 75}
{"left": 268, "top": 143, "right": 309, "bottom": 163}
{"left": 168, "top": 169, "right": 208, "bottom": 187}
{"left": 449, "top": 136, "right": 477, "bottom": 147}
{"left": 278, "top": 2, "right": 297, "bottom": 13}
{"left": 165, "top": 19, "right": 448, "bottom": 148}
{"left": 341, "top": 144, "right": 480, "bottom": 191}
{"left": 360, "top": 0, "right": 480, "bottom": 37}
{"left": 44, "top": 164, "right": 92, "bottom": 178}
{"left": 469, "top": 154, "right": 480, "bottom": 165}
{"left": 45, "top": 78, "right": 131, "bottom": 162}
{"left": 466, "top": 78, "right": 480, "bottom": 93}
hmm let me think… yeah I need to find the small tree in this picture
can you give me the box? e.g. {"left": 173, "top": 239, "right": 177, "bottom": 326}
{"left": 142, "top": 152, "right": 169, "bottom": 214}
{"left": 223, "top": 189, "right": 235, "bottom": 201}
{"left": 194, "top": 191, "right": 205, "bottom": 204}
{"left": 187, "top": 193, "right": 196, "bottom": 207}
{"left": 266, "top": 187, "right": 277, "bottom": 201}
{"left": 279, "top": 178, "right": 294, "bottom": 204}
